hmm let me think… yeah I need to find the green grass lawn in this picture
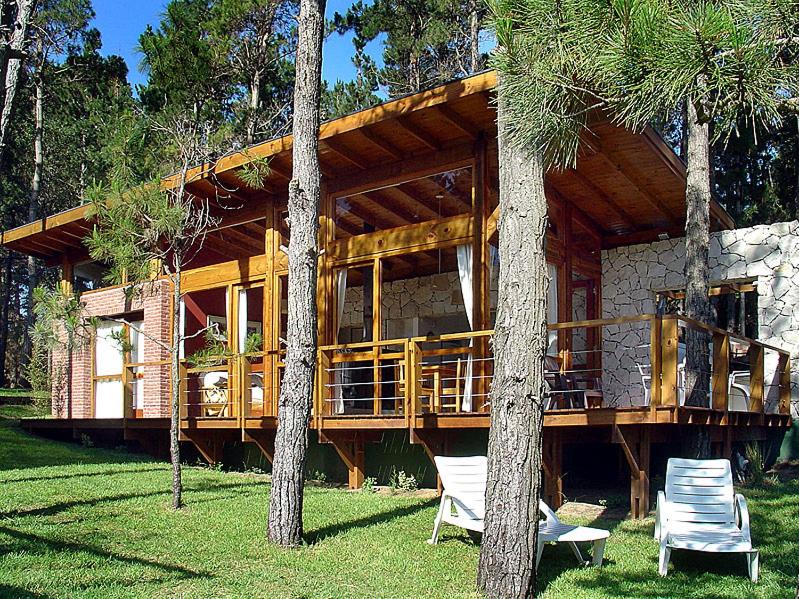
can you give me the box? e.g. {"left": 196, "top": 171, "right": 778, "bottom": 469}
{"left": 0, "top": 405, "right": 797, "bottom": 598}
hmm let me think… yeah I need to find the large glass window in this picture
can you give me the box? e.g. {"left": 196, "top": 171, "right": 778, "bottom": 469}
{"left": 334, "top": 167, "right": 473, "bottom": 238}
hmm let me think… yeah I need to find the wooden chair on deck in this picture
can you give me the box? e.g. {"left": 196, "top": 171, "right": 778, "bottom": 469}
{"left": 396, "top": 360, "right": 435, "bottom": 414}
{"left": 438, "top": 358, "right": 463, "bottom": 413}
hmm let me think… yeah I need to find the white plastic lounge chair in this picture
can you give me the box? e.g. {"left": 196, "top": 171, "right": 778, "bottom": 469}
{"left": 428, "top": 456, "right": 610, "bottom": 567}
{"left": 655, "top": 458, "right": 758, "bottom": 582}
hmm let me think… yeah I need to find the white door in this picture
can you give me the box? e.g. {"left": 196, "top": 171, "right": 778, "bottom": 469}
{"left": 94, "top": 321, "right": 124, "bottom": 418}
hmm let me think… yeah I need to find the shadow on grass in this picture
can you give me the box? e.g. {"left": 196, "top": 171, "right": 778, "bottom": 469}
{"left": 0, "top": 525, "right": 211, "bottom": 581}
{"left": 0, "top": 478, "right": 263, "bottom": 519}
{"left": 304, "top": 497, "right": 437, "bottom": 544}
{"left": 1, "top": 465, "right": 167, "bottom": 485}
{"left": 0, "top": 584, "right": 52, "bottom": 599}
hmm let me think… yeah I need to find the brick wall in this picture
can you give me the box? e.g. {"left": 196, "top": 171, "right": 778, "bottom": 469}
{"left": 51, "top": 280, "right": 172, "bottom": 419}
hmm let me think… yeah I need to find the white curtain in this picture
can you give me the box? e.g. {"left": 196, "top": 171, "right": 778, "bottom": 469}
{"left": 334, "top": 269, "right": 348, "bottom": 414}
{"left": 456, "top": 245, "right": 474, "bottom": 411}
{"left": 238, "top": 289, "right": 248, "bottom": 353}
{"left": 547, "top": 263, "right": 559, "bottom": 355}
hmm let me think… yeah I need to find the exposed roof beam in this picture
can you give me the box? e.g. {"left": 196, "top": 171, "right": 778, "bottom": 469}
{"left": 545, "top": 184, "right": 606, "bottom": 245}
{"left": 601, "top": 226, "right": 685, "bottom": 250}
{"left": 203, "top": 234, "right": 253, "bottom": 260}
{"left": 384, "top": 186, "right": 440, "bottom": 220}
{"left": 322, "top": 138, "right": 369, "bottom": 170}
{"left": 217, "top": 227, "right": 264, "bottom": 254}
{"left": 356, "top": 127, "right": 402, "bottom": 160}
{"left": 329, "top": 142, "right": 474, "bottom": 197}
{"left": 432, "top": 105, "right": 479, "bottom": 139}
{"left": 565, "top": 168, "right": 636, "bottom": 230}
{"left": 592, "top": 150, "right": 678, "bottom": 226}
{"left": 392, "top": 118, "right": 438, "bottom": 151}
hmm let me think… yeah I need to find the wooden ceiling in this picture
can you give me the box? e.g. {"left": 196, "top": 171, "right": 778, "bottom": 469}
{"left": 0, "top": 70, "right": 733, "bottom": 264}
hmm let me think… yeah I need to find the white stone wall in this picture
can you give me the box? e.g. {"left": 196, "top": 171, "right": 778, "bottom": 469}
{"left": 602, "top": 221, "right": 799, "bottom": 414}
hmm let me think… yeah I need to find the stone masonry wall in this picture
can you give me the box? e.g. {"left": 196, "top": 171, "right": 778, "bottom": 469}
{"left": 602, "top": 221, "right": 799, "bottom": 414}
{"left": 52, "top": 280, "right": 171, "bottom": 418}
{"left": 340, "top": 272, "right": 467, "bottom": 339}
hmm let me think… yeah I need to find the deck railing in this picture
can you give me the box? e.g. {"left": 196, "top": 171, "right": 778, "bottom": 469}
{"left": 176, "top": 314, "right": 791, "bottom": 423}
{"left": 178, "top": 350, "right": 283, "bottom": 423}
{"left": 316, "top": 314, "right": 792, "bottom": 421}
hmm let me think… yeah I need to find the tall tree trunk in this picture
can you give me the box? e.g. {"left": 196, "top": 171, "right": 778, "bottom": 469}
{"left": 477, "top": 88, "right": 547, "bottom": 599}
{"left": 469, "top": 0, "right": 480, "bottom": 73}
{"left": 683, "top": 98, "right": 712, "bottom": 456}
{"left": 0, "top": 250, "right": 12, "bottom": 387}
{"left": 0, "top": 0, "right": 35, "bottom": 161}
{"left": 170, "top": 267, "right": 183, "bottom": 509}
{"left": 23, "top": 72, "right": 43, "bottom": 373}
{"left": 246, "top": 75, "right": 261, "bottom": 146}
{"left": 267, "top": 0, "right": 325, "bottom": 548}
{"left": 794, "top": 116, "right": 799, "bottom": 220}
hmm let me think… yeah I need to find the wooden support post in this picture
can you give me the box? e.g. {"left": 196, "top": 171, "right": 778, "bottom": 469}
{"left": 185, "top": 431, "right": 225, "bottom": 465}
{"left": 410, "top": 428, "right": 446, "bottom": 494}
{"left": 330, "top": 434, "right": 365, "bottom": 490}
{"left": 59, "top": 257, "right": 73, "bottom": 295}
{"left": 750, "top": 345, "right": 765, "bottom": 413}
{"left": 542, "top": 430, "right": 563, "bottom": 509}
{"left": 244, "top": 430, "right": 276, "bottom": 464}
{"left": 661, "top": 317, "right": 679, "bottom": 407}
{"left": 613, "top": 425, "right": 650, "bottom": 519}
{"left": 712, "top": 332, "right": 730, "bottom": 412}
{"left": 472, "top": 136, "right": 490, "bottom": 411}
{"left": 778, "top": 353, "right": 791, "bottom": 415}
{"left": 649, "top": 315, "right": 662, "bottom": 410}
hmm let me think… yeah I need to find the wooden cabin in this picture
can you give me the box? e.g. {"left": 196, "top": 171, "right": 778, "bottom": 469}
{"left": 2, "top": 71, "right": 793, "bottom": 518}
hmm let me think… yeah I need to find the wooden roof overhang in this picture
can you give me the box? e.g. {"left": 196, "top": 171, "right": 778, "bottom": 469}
{"left": 0, "top": 70, "right": 733, "bottom": 264}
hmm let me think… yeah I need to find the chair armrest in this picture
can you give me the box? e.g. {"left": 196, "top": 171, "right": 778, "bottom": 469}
{"left": 735, "top": 493, "right": 752, "bottom": 542}
{"left": 655, "top": 491, "right": 668, "bottom": 541}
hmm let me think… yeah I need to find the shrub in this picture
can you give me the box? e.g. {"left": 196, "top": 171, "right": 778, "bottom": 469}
{"left": 388, "top": 467, "right": 417, "bottom": 493}
{"left": 361, "top": 476, "right": 377, "bottom": 493}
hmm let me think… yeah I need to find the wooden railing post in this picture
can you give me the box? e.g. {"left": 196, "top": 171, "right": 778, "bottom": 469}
{"left": 750, "top": 344, "right": 765, "bottom": 413}
{"left": 403, "top": 340, "right": 412, "bottom": 425}
{"left": 318, "top": 350, "right": 331, "bottom": 421}
{"left": 779, "top": 353, "right": 791, "bottom": 415}
{"left": 712, "top": 332, "right": 730, "bottom": 412}
{"left": 411, "top": 340, "right": 424, "bottom": 415}
{"left": 649, "top": 316, "right": 662, "bottom": 410}
{"left": 660, "top": 317, "right": 679, "bottom": 407}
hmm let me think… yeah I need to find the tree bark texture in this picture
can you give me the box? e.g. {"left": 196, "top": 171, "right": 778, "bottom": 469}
{"left": 469, "top": 0, "right": 480, "bottom": 73}
{"left": 170, "top": 270, "right": 183, "bottom": 509}
{"left": 0, "top": 250, "right": 12, "bottom": 387}
{"left": 267, "top": 0, "right": 325, "bottom": 548}
{"left": 0, "top": 0, "right": 34, "bottom": 160}
{"left": 684, "top": 99, "right": 712, "bottom": 414}
{"left": 23, "top": 73, "right": 43, "bottom": 369}
{"left": 477, "top": 91, "right": 547, "bottom": 599}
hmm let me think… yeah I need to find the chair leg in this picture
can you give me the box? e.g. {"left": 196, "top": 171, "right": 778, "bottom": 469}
{"left": 567, "top": 541, "right": 585, "bottom": 565}
{"left": 747, "top": 551, "right": 759, "bottom": 583}
{"left": 591, "top": 538, "right": 607, "bottom": 567}
{"left": 658, "top": 542, "right": 671, "bottom": 577}
{"left": 427, "top": 497, "right": 449, "bottom": 545}
{"left": 536, "top": 541, "right": 545, "bottom": 569}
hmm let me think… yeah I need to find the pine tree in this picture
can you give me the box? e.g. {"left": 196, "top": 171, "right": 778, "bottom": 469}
{"left": 267, "top": 0, "right": 325, "bottom": 547}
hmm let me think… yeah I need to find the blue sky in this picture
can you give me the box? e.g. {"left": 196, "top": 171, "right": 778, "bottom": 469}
{"left": 91, "top": 0, "right": 383, "bottom": 91}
